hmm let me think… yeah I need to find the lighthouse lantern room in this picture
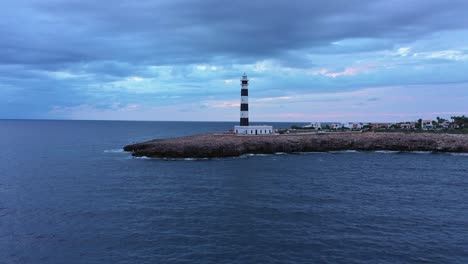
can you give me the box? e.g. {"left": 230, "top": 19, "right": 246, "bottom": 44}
{"left": 234, "top": 73, "right": 273, "bottom": 135}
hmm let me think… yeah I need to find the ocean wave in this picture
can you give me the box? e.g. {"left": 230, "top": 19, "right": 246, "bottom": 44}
{"left": 374, "top": 150, "right": 401, "bottom": 154}
{"left": 104, "top": 149, "right": 125, "bottom": 153}
{"left": 181, "top": 157, "right": 211, "bottom": 161}
{"left": 134, "top": 156, "right": 151, "bottom": 160}
{"left": 161, "top": 157, "right": 213, "bottom": 161}
{"left": 448, "top": 153, "right": 468, "bottom": 157}
{"left": 128, "top": 150, "right": 468, "bottom": 160}
{"left": 329, "top": 150, "right": 360, "bottom": 154}
{"left": 293, "top": 151, "right": 329, "bottom": 155}
{"left": 241, "top": 153, "right": 272, "bottom": 158}
{"left": 410, "top": 151, "right": 433, "bottom": 155}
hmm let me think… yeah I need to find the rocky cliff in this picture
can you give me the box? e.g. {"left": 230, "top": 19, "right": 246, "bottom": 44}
{"left": 123, "top": 132, "right": 468, "bottom": 158}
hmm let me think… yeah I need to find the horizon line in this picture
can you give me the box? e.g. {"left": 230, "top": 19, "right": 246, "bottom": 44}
{"left": 0, "top": 117, "right": 461, "bottom": 124}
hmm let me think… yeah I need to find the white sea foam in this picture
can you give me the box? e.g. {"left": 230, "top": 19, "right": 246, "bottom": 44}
{"left": 104, "top": 149, "right": 125, "bottom": 153}
{"left": 135, "top": 156, "right": 151, "bottom": 160}
{"left": 329, "top": 150, "right": 360, "bottom": 154}
{"left": 448, "top": 153, "right": 468, "bottom": 157}
{"left": 158, "top": 157, "right": 214, "bottom": 161}
{"left": 374, "top": 150, "right": 401, "bottom": 154}
{"left": 242, "top": 153, "right": 272, "bottom": 158}
{"left": 410, "top": 151, "right": 433, "bottom": 155}
{"left": 182, "top": 157, "right": 211, "bottom": 161}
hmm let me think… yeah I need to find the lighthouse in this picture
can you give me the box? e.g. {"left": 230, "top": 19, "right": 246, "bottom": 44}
{"left": 234, "top": 73, "right": 273, "bottom": 135}
{"left": 240, "top": 73, "right": 249, "bottom": 126}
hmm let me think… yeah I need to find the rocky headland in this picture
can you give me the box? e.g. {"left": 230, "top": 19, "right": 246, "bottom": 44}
{"left": 123, "top": 132, "right": 468, "bottom": 158}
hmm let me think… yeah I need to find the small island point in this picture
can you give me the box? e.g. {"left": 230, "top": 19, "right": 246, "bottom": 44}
{"left": 124, "top": 132, "right": 468, "bottom": 158}
{"left": 124, "top": 74, "right": 468, "bottom": 158}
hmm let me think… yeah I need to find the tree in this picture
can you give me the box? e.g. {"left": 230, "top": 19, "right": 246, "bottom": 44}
{"left": 452, "top": 116, "right": 468, "bottom": 128}
{"left": 416, "top": 119, "right": 422, "bottom": 129}
{"left": 436, "top": 116, "right": 447, "bottom": 124}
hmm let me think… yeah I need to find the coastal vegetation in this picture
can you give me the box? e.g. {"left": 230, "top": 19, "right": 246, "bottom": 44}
{"left": 290, "top": 116, "right": 468, "bottom": 134}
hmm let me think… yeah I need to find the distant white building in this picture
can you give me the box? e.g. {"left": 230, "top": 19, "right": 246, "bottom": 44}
{"left": 234, "top": 73, "right": 273, "bottom": 135}
{"left": 400, "top": 122, "right": 416, "bottom": 130}
{"left": 235, "top": 125, "right": 273, "bottom": 135}
{"left": 422, "top": 120, "right": 434, "bottom": 130}
{"left": 345, "top": 122, "right": 363, "bottom": 130}
{"left": 303, "top": 122, "right": 322, "bottom": 130}
{"left": 312, "top": 122, "right": 322, "bottom": 130}
{"left": 439, "top": 120, "right": 451, "bottom": 129}
{"left": 329, "top": 123, "right": 344, "bottom": 130}
{"left": 450, "top": 123, "right": 460, "bottom": 129}
{"left": 371, "top": 123, "right": 391, "bottom": 129}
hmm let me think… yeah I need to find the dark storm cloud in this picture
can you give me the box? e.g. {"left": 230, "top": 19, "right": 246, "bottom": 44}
{"left": 2, "top": 0, "right": 468, "bottom": 120}
{"left": 1, "top": 0, "right": 468, "bottom": 68}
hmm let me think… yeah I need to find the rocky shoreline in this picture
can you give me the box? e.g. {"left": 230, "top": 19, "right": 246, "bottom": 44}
{"left": 123, "top": 132, "right": 468, "bottom": 158}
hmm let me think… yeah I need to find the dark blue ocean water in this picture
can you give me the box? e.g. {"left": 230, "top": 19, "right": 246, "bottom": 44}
{"left": 1, "top": 120, "right": 468, "bottom": 264}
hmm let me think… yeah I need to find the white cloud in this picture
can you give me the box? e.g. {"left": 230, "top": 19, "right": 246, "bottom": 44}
{"left": 255, "top": 96, "right": 292, "bottom": 102}
{"left": 425, "top": 50, "right": 468, "bottom": 61}
{"left": 126, "top": 76, "right": 144, "bottom": 82}
{"left": 47, "top": 83, "right": 468, "bottom": 123}
{"left": 396, "top": 47, "right": 411, "bottom": 57}
{"left": 253, "top": 60, "right": 275, "bottom": 72}
{"left": 195, "top": 65, "right": 207, "bottom": 71}
{"left": 308, "top": 64, "right": 376, "bottom": 78}
{"left": 43, "top": 70, "right": 85, "bottom": 79}
{"left": 195, "top": 64, "right": 222, "bottom": 71}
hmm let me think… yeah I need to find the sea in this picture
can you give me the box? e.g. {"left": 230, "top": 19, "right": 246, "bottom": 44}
{"left": 1, "top": 120, "right": 468, "bottom": 264}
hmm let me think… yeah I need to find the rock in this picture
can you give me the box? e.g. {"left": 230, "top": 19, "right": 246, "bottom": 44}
{"left": 123, "top": 132, "right": 468, "bottom": 158}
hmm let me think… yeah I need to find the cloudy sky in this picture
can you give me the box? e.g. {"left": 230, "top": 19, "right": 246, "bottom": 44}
{"left": 1, "top": 0, "right": 468, "bottom": 122}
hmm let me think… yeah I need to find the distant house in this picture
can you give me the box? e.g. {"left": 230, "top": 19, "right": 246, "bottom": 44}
{"left": 312, "top": 122, "right": 322, "bottom": 130}
{"left": 352, "top": 123, "right": 363, "bottom": 130}
{"left": 400, "top": 122, "right": 416, "bottom": 130}
{"left": 400, "top": 124, "right": 408, "bottom": 129}
{"left": 450, "top": 123, "right": 460, "bottom": 129}
{"left": 370, "top": 123, "right": 391, "bottom": 129}
{"left": 303, "top": 122, "right": 322, "bottom": 130}
{"left": 422, "top": 120, "right": 434, "bottom": 130}
{"left": 344, "top": 122, "right": 363, "bottom": 130}
{"left": 329, "top": 123, "right": 343, "bottom": 130}
{"left": 439, "top": 120, "right": 451, "bottom": 129}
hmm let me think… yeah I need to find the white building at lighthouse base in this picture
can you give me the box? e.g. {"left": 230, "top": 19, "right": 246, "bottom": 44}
{"left": 234, "top": 125, "right": 273, "bottom": 135}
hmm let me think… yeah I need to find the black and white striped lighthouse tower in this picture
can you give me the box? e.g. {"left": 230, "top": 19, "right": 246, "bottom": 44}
{"left": 234, "top": 73, "right": 273, "bottom": 135}
{"left": 240, "top": 73, "right": 249, "bottom": 126}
